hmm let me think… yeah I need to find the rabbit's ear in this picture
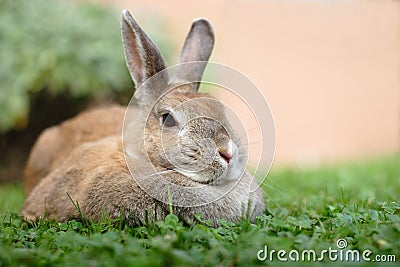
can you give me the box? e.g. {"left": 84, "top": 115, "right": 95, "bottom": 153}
{"left": 176, "top": 18, "right": 215, "bottom": 91}
{"left": 121, "top": 10, "right": 168, "bottom": 99}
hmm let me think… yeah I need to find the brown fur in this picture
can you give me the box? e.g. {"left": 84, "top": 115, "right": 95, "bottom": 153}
{"left": 24, "top": 105, "right": 125, "bottom": 196}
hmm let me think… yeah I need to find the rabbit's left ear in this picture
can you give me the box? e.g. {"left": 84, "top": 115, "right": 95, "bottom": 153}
{"left": 121, "top": 10, "right": 168, "bottom": 104}
{"left": 176, "top": 18, "right": 215, "bottom": 91}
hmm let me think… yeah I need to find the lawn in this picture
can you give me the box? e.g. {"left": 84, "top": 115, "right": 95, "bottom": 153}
{"left": 0, "top": 154, "right": 399, "bottom": 266}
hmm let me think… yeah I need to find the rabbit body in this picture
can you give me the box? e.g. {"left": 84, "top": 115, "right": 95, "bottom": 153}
{"left": 22, "top": 134, "right": 264, "bottom": 225}
{"left": 24, "top": 105, "right": 125, "bottom": 196}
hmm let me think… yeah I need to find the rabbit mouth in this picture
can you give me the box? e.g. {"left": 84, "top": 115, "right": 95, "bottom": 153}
{"left": 170, "top": 148, "right": 243, "bottom": 185}
{"left": 173, "top": 167, "right": 224, "bottom": 184}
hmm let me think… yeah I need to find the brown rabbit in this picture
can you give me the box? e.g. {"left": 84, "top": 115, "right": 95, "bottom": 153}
{"left": 21, "top": 10, "right": 265, "bottom": 226}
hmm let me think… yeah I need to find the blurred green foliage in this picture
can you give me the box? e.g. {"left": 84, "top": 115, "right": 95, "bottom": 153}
{"left": 0, "top": 0, "right": 172, "bottom": 133}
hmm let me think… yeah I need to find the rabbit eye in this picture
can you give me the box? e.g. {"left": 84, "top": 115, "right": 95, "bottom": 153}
{"left": 161, "top": 112, "right": 177, "bottom": 128}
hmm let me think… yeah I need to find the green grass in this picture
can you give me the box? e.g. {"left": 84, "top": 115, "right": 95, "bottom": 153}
{"left": 0, "top": 154, "right": 399, "bottom": 266}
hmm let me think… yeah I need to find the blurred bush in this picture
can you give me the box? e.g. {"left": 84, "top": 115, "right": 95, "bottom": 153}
{"left": 0, "top": 0, "right": 134, "bottom": 132}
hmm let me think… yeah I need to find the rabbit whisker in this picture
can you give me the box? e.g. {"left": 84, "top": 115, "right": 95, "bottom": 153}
{"left": 237, "top": 126, "right": 259, "bottom": 140}
{"left": 144, "top": 169, "right": 178, "bottom": 178}
{"left": 263, "top": 191, "right": 280, "bottom": 208}
{"left": 240, "top": 141, "right": 262, "bottom": 147}
{"left": 266, "top": 177, "right": 285, "bottom": 191}
{"left": 160, "top": 135, "right": 179, "bottom": 144}
{"left": 264, "top": 182, "right": 289, "bottom": 197}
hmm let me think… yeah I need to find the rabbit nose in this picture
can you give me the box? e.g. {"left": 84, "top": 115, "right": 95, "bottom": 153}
{"left": 218, "top": 146, "right": 232, "bottom": 163}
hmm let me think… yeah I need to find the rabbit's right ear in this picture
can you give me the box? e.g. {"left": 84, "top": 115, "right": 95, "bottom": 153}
{"left": 175, "top": 18, "right": 215, "bottom": 91}
{"left": 121, "top": 10, "right": 168, "bottom": 104}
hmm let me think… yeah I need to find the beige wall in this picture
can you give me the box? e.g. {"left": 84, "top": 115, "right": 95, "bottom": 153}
{"left": 102, "top": 0, "right": 400, "bottom": 166}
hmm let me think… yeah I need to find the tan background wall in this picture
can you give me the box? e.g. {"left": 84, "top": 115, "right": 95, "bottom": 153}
{"left": 102, "top": 0, "right": 400, "bottom": 166}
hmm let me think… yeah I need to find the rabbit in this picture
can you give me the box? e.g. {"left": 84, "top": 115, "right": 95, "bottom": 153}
{"left": 20, "top": 10, "right": 265, "bottom": 226}
{"left": 23, "top": 104, "right": 126, "bottom": 196}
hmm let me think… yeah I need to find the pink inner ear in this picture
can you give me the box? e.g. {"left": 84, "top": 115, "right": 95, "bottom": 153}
{"left": 122, "top": 19, "right": 144, "bottom": 86}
